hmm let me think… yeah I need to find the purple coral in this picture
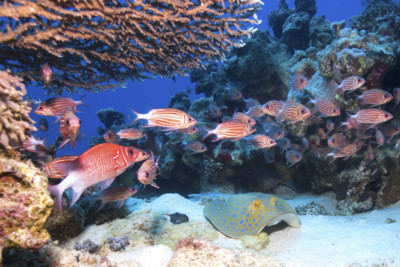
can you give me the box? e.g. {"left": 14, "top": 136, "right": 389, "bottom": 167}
{"left": 74, "top": 239, "right": 99, "bottom": 254}
{"left": 107, "top": 236, "right": 130, "bottom": 251}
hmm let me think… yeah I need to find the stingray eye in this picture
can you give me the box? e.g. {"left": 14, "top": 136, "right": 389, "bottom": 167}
{"left": 128, "top": 149, "right": 133, "bottom": 156}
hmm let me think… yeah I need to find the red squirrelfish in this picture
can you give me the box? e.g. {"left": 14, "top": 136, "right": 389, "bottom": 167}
{"left": 265, "top": 126, "right": 285, "bottom": 140}
{"left": 393, "top": 87, "right": 400, "bottom": 107}
{"left": 184, "top": 141, "right": 207, "bottom": 154}
{"left": 250, "top": 134, "right": 277, "bottom": 149}
{"left": 95, "top": 185, "right": 137, "bottom": 210}
{"left": 246, "top": 105, "right": 265, "bottom": 118}
{"left": 349, "top": 109, "right": 393, "bottom": 125}
{"left": 375, "top": 129, "right": 385, "bottom": 147}
{"left": 277, "top": 102, "right": 311, "bottom": 123}
{"left": 309, "top": 98, "right": 340, "bottom": 117}
{"left": 233, "top": 112, "right": 256, "bottom": 126}
{"left": 337, "top": 76, "right": 365, "bottom": 93}
{"left": 285, "top": 150, "right": 302, "bottom": 167}
{"left": 137, "top": 153, "right": 160, "bottom": 189}
{"left": 327, "top": 143, "right": 361, "bottom": 160}
{"left": 176, "top": 127, "right": 198, "bottom": 135}
{"left": 42, "top": 155, "right": 79, "bottom": 179}
{"left": 117, "top": 128, "right": 147, "bottom": 140}
{"left": 48, "top": 143, "right": 149, "bottom": 211}
{"left": 340, "top": 117, "right": 362, "bottom": 130}
{"left": 291, "top": 74, "right": 308, "bottom": 91}
{"left": 58, "top": 108, "right": 81, "bottom": 148}
{"left": 202, "top": 121, "right": 256, "bottom": 142}
{"left": 357, "top": 89, "right": 393, "bottom": 106}
{"left": 41, "top": 64, "right": 52, "bottom": 86}
{"left": 328, "top": 133, "right": 347, "bottom": 149}
{"left": 262, "top": 100, "right": 283, "bottom": 117}
{"left": 34, "top": 96, "right": 88, "bottom": 117}
{"left": 103, "top": 129, "right": 118, "bottom": 144}
{"left": 131, "top": 108, "right": 197, "bottom": 130}
{"left": 378, "top": 124, "right": 400, "bottom": 142}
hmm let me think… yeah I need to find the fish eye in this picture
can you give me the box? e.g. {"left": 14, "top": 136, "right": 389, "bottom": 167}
{"left": 385, "top": 114, "right": 389, "bottom": 118}
{"left": 142, "top": 152, "right": 147, "bottom": 156}
{"left": 38, "top": 106, "right": 43, "bottom": 110}
{"left": 385, "top": 94, "right": 390, "bottom": 98}
{"left": 79, "top": 120, "right": 82, "bottom": 124}
{"left": 266, "top": 105, "right": 270, "bottom": 109}
{"left": 301, "top": 109, "right": 306, "bottom": 114}
{"left": 358, "top": 78, "right": 362, "bottom": 83}
{"left": 188, "top": 117, "right": 192, "bottom": 121}
{"left": 332, "top": 139, "right": 336, "bottom": 143}
{"left": 270, "top": 141, "right": 274, "bottom": 144}
{"left": 145, "top": 172, "right": 149, "bottom": 177}
{"left": 128, "top": 149, "right": 133, "bottom": 156}
{"left": 66, "top": 119, "right": 70, "bottom": 126}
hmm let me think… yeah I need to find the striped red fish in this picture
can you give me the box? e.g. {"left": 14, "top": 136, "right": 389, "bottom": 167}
{"left": 95, "top": 185, "right": 137, "bottom": 210}
{"left": 34, "top": 96, "right": 88, "bottom": 117}
{"left": 42, "top": 155, "right": 79, "bottom": 179}
{"left": 337, "top": 76, "right": 365, "bottom": 93}
{"left": 103, "top": 129, "right": 118, "bottom": 143}
{"left": 233, "top": 112, "right": 256, "bottom": 126}
{"left": 357, "top": 89, "right": 393, "bottom": 106}
{"left": 285, "top": 150, "right": 302, "bottom": 167}
{"left": 265, "top": 126, "right": 285, "bottom": 140}
{"left": 291, "top": 74, "right": 308, "bottom": 91}
{"left": 245, "top": 105, "right": 265, "bottom": 118}
{"left": 41, "top": 63, "right": 52, "bottom": 86}
{"left": 327, "top": 143, "right": 361, "bottom": 160}
{"left": 131, "top": 108, "right": 197, "bottom": 130}
{"left": 137, "top": 153, "right": 160, "bottom": 189}
{"left": 328, "top": 133, "right": 347, "bottom": 149}
{"left": 349, "top": 108, "right": 393, "bottom": 125}
{"left": 277, "top": 102, "right": 311, "bottom": 123}
{"left": 393, "top": 87, "right": 400, "bottom": 106}
{"left": 48, "top": 143, "right": 149, "bottom": 211}
{"left": 58, "top": 108, "right": 81, "bottom": 148}
{"left": 309, "top": 98, "right": 340, "bottom": 117}
{"left": 117, "top": 128, "right": 147, "bottom": 140}
{"left": 340, "top": 117, "right": 362, "bottom": 130}
{"left": 249, "top": 134, "right": 277, "bottom": 149}
{"left": 202, "top": 121, "right": 256, "bottom": 142}
{"left": 262, "top": 100, "right": 283, "bottom": 117}
{"left": 184, "top": 141, "right": 207, "bottom": 154}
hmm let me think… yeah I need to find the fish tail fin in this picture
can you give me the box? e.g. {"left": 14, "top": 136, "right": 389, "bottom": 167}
{"left": 97, "top": 200, "right": 106, "bottom": 211}
{"left": 48, "top": 183, "right": 65, "bottom": 212}
{"left": 201, "top": 126, "right": 213, "bottom": 141}
{"left": 78, "top": 95, "right": 90, "bottom": 108}
{"left": 130, "top": 107, "right": 143, "bottom": 125}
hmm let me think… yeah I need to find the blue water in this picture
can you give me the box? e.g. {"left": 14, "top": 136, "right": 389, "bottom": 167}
{"left": 27, "top": 0, "right": 370, "bottom": 156}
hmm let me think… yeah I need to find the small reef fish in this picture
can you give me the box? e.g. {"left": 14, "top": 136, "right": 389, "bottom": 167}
{"left": 327, "top": 143, "right": 361, "bottom": 160}
{"left": 202, "top": 121, "right": 256, "bottom": 142}
{"left": 228, "top": 87, "right": 243, "bottom": 100}
{"left": 277, "top": 137, "right": 291, "bottom": 153}
{"left": 244, "top": 98, "right": 260, "bottom": 110}
{"left": 131, "top": 108, "right": 197, "bottom": 130}
{"left": 277, "top": 102, "right": 311, "bottom": 123}
{"left": 233, "top": 112, "right": 256, "bottom": 126}
{"left": 291, "top": 74, "right": 308, "bottom": 91}
{"left": 20, "top": 136, "right": 48, "bottom": 153}
{"left": 184, "top": 141, "right": 207, "bottom": 154}
{"left": 285, "top": 150, "right": 302, "bottom": 167}
{"left": 375, "top": 129, "right": 385, "bottom": 147}
{"left": 318, "top": 127, "right": 328, "bottom": 139}
{"left": 137, "top": 153, "right": 160, "bottom": 189}
{"left": 94, "top": 185, "right": 137, "bottom": 210}
{"left": 245, "top": 105, "right": 265, "bottom": 118}
{"left": 117, "top": 128, "right": 147, "bottom": 140}
{"left": 328, "top": 133, "right": 347, "bottom": 149}
{"left": 367, "top": 143, "right": 375, "bottom": 160}
{"left": 58, "top": 108, "right": 81, "bottom": 148}
{"left": 42, "top": 155, "right": 79, "bottom": 179}
{"left": 337, "top": 76, "right": 365, "bottom": 93}
{"left": 208, "top": 103, "right": 223, "bottom": 119}
{"left": 38, "top": 117, "right": 49, "bottom": 132}
{"left": 308, "top": 98, "right": 340, "bottom": 117}
{"left": 393, "top": 87, "right": 400, "bottom": 106}
{"left": 348, "top": 108, "right": 393, "bottom": 125}
{"left": 48, "top": 143, "right": 149, "bottom": 211}
{"left": 357, "top": 89, "right": 393, "bottom": 106}
{"left": 103, "top": 129, "right": 118, "bottom": 143}
{"left": 378, "top": 124, "right": 400, "bottom": 142}
{"left": 340, "top": 117, "right": 362, "bottom": 130}
{"left": 41, "top": 63, "right": 52, "bottom": 86}
{"left": 176, "top": 126, "right": 198, "bottom": 135}
{"left": 265, "top": 126, "right": 285, "bottom": 140}
{"left": 262, "top": 100, "right": 283, "bottom": 117}
{"left": 326, "top": 120, "right": 335, "bottom": 133}
{"left": 34, "top": 96, "right": 88, "bottom": 118}
{"left": 249, "top": 134, "right": 277, "bottom": 149}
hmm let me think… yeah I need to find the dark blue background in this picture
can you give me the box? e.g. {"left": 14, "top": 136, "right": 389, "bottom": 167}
{"left": 27, "top": 0, "right": 371, "bottom": 156}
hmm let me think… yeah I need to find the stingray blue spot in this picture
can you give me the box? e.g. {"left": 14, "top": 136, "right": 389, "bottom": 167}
{"left": 253, "top": 218, "right": 256, "bottom": 222}
{"left": 248, "top": 224, "right": 251, "bottom": 227}
{"left": 240, "top": 220, "right": 243, "bottom": 224}
{"left": 255, "top": 223, "right": 258, "bottom": 226}
{"left": 223, "top": 220, "right": 226, "bottom": 222}
{"left": 245, "top": 219, "right": 248, "bottom": 222}
{"left": 258, "top": 214, "right": 260, "bottom": 217}
{"left": 259, "top": 219, "right": 262, "bottom": 223}
{"left": 259, "top": 210, "right": 262, "bottom": 213}
{"left": 251, "top": 228, "right": 254, "bottom": 230}
{"left": 241, "top": 212, "right": 244, "bottom": 215}
{"left": 233, "top": 214, "right": 237, "bottom": 218}
{"left": 233, "top": 227, "right": 235, "bottom": 229}
{"left": 243, "top": 224, "right": 246, "bottom": 227}
{"left": 234, "top": 223, "right": 236, "bottom": 225}
{"left": 230, "top": 222, "right": 233, "bottom": 225}
{"left": 246, "top": 214, "right": 250, "bottom": 218}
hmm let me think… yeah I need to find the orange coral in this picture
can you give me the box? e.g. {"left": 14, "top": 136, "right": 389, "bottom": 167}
{"left": 0, "top": 0, "right": 262, "bottom": 93}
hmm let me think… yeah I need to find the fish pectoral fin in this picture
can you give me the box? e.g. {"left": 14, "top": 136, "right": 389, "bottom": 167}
{"left": 99, "top": 178, "right": 115, "bottom": 191}
{"left": 151, "top": 181, "right": 160, "bottom": 189}
{"left": 116, "top": 200, "right": 125, "bottom": 209}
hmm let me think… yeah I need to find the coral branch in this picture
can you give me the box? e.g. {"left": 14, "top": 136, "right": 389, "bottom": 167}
{"left": 0, "top": 0, "right": 262, "bottom": 93}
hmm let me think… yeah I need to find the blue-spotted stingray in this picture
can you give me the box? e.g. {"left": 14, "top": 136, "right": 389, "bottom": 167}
{"left": 203, "top": 193, "right": 301, "bottom": 238}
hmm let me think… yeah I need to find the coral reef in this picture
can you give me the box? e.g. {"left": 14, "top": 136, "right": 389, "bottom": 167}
{"left": 282, "top": 12, "right": 311, "bottom": 53}
{"left": 0, "top": 71, "right": 36, "bottom": 155}
{"left": 168, "top": 237, "right": 282, "bottom": 267}
{"left": 0, "top": 156, "right": 53, "bottom": 250}
{"left": 268, "top": 0, "right": 294, "bottom": 38}
{"left": 96, "top": 108, "right": 126, "bottom": 130}
{"left": 74, "top": 239, "right": 100, "bottom": 254}
{"left": 107, "top": 236, "right": 130, "bottom": 252}
{"left": 0, "top": 0, "right": 262, "bottom": 93}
